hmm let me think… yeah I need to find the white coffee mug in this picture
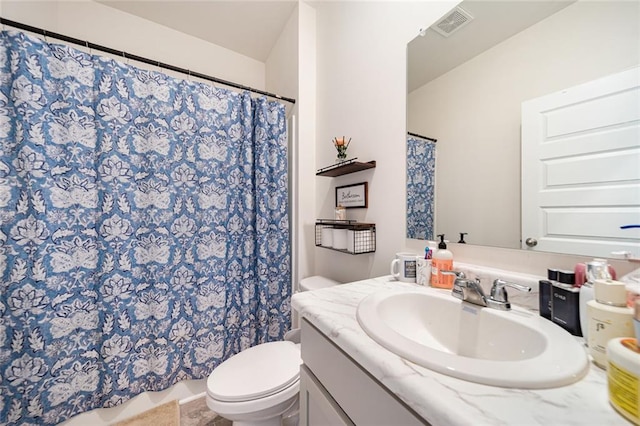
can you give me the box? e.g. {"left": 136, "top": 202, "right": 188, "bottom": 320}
{"left": 390, "top": 252, "right": 418, "bottom": 283}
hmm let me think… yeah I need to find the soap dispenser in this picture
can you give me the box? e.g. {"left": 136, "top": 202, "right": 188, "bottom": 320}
{"left": 431, "top": 234, "right": 454, "bottom": 289}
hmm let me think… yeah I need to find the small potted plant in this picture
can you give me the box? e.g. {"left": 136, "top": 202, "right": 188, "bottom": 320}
{"left": 333, "top": 136, "right": 351, "bottom": 163}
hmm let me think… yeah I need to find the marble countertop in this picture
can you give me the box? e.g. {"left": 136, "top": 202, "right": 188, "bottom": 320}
{"left": 291, "top": 273, "right": 628, "bottom": 426}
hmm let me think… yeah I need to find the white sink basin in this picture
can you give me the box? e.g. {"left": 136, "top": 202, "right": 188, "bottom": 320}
{"left": 356, "top": 287, "right": 589, "bottom": 388}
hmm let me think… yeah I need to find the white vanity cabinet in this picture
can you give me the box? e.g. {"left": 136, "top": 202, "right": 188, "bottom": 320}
{"left": 293, "top": 276, "right": 627, "bottom": 426}
{"left": 299, "top": 319, "right": 426, "bottom": 426}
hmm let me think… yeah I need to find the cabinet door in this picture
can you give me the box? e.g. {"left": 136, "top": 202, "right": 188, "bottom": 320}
{"left": 300, "top": 365, "right": 354, "bottom": 426}
{"left": 301, "top": 320, "right": 426, "bottom": 425}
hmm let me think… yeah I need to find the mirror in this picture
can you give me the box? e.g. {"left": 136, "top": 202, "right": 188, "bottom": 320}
{"left": 407, "top": 0, "right": 640, "bottom": 254}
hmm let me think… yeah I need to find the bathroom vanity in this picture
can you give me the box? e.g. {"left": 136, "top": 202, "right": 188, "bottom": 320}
{"left": 292, "top": 273, "right": 628, "bottom": 426}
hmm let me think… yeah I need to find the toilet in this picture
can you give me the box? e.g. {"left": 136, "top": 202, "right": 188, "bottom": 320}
{"left": 206, "top": 276, "right": 340, "bottom": 426}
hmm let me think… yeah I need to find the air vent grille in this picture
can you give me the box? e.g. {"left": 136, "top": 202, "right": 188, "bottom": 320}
{"left": 431, "top": 6, "right": 474, "bottom": 37}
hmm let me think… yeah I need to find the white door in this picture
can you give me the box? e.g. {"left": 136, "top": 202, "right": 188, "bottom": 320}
{"left": 521, "top": 66, "right": 640, "bottom": 258}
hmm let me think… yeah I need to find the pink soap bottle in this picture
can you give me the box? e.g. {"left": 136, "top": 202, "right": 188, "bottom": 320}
{"left": 575, "top": 263, "right": 587, "bottom": 287}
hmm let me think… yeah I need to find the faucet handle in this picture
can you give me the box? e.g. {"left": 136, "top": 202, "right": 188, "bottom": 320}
{"left": 490, "top": 279, "right": 531, "bottom": 303}
{"left": 441, "top": 270, "right": 466, "bottom": 279}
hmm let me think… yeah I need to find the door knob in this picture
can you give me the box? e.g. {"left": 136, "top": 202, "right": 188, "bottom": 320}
{"left": 525, "top": 238, "right": 538, "bottom": 247}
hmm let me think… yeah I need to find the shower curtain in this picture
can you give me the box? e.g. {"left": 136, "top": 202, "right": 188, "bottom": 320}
{"left": 0, "top": 30, "right": 290, "bottom": 425}
{"left": 406, "top": 134, "right": 436, "bottom": 240}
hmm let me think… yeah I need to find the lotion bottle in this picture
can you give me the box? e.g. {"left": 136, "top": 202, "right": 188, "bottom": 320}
{"left": 431, "top": 234, "right": 454, "bottom": 289}
{"left": 580, "top": 259, "right": 612, "bottom": 343}
{"left": 587, "top": 279, "right": 635, "bottom": 368}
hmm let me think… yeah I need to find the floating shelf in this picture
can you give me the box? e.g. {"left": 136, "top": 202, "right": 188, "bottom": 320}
{"left": 316, "top": 160, "right": 376, "bottom": 177}
{"left": 315, "top": 220, "right": 376, "bottom": 254}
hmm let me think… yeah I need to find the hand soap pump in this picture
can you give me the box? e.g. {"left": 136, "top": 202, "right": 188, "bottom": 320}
{"left": 431, "top": 234, "right": 454, "bottom": 289}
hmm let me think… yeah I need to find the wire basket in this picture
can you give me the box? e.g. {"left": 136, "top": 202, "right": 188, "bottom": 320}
{"left": 315, "top": 220, "right": 376, "bottom": 255}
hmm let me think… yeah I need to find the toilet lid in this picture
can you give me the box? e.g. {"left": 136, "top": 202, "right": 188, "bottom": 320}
{"left": 207, "top": 341, "right": 302, "bottom": 402}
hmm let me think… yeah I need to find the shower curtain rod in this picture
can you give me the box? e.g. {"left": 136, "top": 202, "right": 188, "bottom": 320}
{"left": 0, "top": 17, "right": 296, "bottom": 105}
{"left": 408, "top": 132, "right": 437, "bottom": 143}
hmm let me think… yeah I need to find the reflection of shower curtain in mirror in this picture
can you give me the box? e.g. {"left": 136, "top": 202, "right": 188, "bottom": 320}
{"left": 0, "top": 30, "right": 290, "bottom": 424}
{"left": 406, "top": 135, "right": 436, "bottom": 240}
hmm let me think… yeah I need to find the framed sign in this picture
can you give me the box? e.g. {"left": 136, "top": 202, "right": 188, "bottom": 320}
{"left": 336, "top": 182, "right": 368, "bottom": 208}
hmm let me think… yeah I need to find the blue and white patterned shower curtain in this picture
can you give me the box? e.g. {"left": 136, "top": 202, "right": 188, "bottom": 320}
{"left": 0, "top": 31, "right": 290, "bottom": 424}
{"left": 406, "top": 135, "right": 436, "bottom": 240}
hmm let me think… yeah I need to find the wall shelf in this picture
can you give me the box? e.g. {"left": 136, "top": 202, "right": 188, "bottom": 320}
{"left": 315, "top": 220, "right": 376, "bottom": 254}
{"left": 316, "top": 160, "right": 376, "bottom": 177}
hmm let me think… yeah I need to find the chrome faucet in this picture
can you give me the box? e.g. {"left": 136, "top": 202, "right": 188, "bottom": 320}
{"left": 444, "top": 271, "right": 531, "bottom": 311}
{"left": 443, "top": 271, "right": 485, "bottom": 306}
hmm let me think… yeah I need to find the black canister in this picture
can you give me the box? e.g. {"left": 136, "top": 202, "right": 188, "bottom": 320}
{"left": 538, "top": 280, "right": 553, "bottom": 320}
{"left": 550, "top": 270, "right": 582, "bottom": 337}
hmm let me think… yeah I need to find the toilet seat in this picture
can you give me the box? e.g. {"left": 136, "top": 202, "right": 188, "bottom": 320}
{"left": 207, "top": 341, "right": 302, "bottom": 403}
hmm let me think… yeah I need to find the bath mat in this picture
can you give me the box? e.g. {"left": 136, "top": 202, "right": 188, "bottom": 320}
{"left": 113, "top": 400, "right": 180, "bottom": 426}
{"left": 180, "top": 397, "right": 231, "bottom": 426}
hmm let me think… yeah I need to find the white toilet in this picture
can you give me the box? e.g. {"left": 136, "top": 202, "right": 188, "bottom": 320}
{"left": 206, "top": 276, "right": 340, "bottom": 426}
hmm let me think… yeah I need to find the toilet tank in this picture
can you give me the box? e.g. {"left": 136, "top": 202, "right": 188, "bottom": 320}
{"left": 299, "top": 276, "right": 340, "bottom": 292}
{"left": 291, "top": 276, "right": 341, "bottom": 331}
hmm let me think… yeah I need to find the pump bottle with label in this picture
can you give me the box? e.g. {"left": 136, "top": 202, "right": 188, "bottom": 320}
{"left": 431, "top": 234, "right": 454, "bottom": 289}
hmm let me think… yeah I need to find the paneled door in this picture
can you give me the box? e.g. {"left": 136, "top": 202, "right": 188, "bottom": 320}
{"left": 521, "top": 66, "right": 640, "bottom": 258}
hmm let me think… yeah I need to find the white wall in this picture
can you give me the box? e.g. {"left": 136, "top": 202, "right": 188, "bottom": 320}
{"left": 408, "top": 0, "right": 640, "bottom": 250}
{"left": 265, "top": 5, "right": 298, "bottom": 102}
{"left": 312, "top": 1, "right": 456, "bottom": 283}
{"left": 265, "top": 5, "right": 297, "bottom": 289}
{"left": 0, "top": 0, "right": 265, "bottom": 89}
{"left": 310, "top": 0, "right": 637, "bottom": 280}
{"left": 295, "top": 2, "right": 318, "bottom": 286}
{"left": 263, "top": 3, "right": 319, "bottom": 291}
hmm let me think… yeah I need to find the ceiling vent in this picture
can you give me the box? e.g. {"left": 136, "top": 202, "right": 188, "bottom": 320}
{"left": 430, "top": 6, "right": 474, "bottom": 37}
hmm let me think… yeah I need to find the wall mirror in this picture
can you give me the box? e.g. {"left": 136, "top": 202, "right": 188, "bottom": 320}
{"left": 407, "top": 0, "right": 640, "bottom": 257}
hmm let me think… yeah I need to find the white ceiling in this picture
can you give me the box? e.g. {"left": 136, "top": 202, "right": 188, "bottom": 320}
{"left": 98, "top": 0, "right": 574, "bottom": 92}
{"left": 407, "top": 0, "right": 575, "bottom": 92}
{"left": 97, "top": 0, "right": 297, "bottom": 62}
